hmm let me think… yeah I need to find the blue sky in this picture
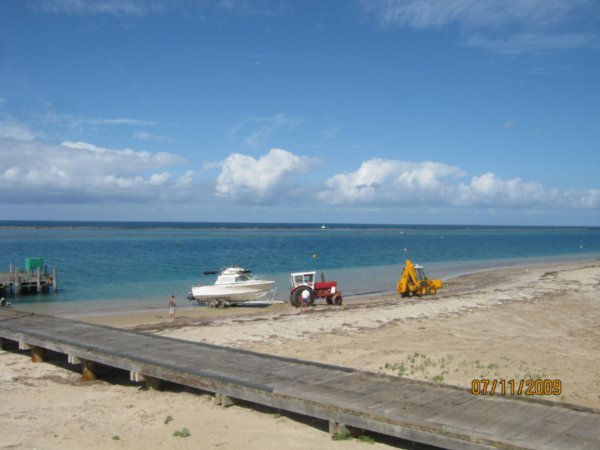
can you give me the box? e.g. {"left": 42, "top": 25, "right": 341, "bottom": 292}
{"left": 0, "top": 0, "right": 599, "bottom": 225}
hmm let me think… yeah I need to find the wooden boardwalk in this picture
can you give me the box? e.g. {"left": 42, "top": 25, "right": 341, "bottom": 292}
{"left": 0, "top": 308, "right": 598, "bottom": 449}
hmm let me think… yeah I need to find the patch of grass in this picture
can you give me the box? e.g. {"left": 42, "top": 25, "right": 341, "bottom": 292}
{"left": 173, "top": 428, "right": 190, "bottom": 438}
{"left": 164, "top": 415, "right": 173, "bottom": 425}
{"left": 273, "top": 412, "right": 282, "bottom": 419}
{"left": 332, "top": 432, "right": 351, "bottom": 441}
{"left": 383, "top": 362, "right": 406, "bottom": 376}
{"left": 357, "top": 434, "right": 376, "bottom": 444}
{"left": 112, "top": 435, "right": 120, "bottom": 441}
{"left": 431, "top": 374, "right": 444, "bottom": 383}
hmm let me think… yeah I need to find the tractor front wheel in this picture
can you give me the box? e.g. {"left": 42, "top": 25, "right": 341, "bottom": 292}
{"left": 428, "top": 287, "right": 437, "bottom": 296}
{"left": 333, "top": 293, "right": 343, "bottom": 305}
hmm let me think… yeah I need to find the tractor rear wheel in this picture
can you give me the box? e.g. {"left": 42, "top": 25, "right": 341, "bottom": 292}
{"left": 419, "top": 286, "right": 427, "bottom": 296}
{"left": 292, "top": 287, "right": 315, "bottom": 307}
{"left": 333, "top": 294, "right": 342, "bottom": 305}
{"left": 326, "top": 296, "right": 333, "bottom": 305}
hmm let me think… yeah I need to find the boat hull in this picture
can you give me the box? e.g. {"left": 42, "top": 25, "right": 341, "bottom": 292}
{"left": 190, "top": 280, "right": 275, "bottom": 303}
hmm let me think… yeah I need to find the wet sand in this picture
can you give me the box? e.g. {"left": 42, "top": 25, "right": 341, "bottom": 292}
{"left": 1, "top": 259, "right": 599, "bottom": 449}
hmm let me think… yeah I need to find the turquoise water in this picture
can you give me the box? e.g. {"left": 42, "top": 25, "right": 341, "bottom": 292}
{"left": 1, "top": 221, "right": 599, "bottom": 314}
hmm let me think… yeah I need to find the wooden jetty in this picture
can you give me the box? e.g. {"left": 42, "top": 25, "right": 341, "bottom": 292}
{"left": 0, "top": 308, "right": 598, "bottom": 449}
{"left": 0, "top": 264, "right": 57, "bottom": 297}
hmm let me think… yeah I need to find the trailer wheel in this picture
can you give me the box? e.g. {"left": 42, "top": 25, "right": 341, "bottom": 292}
{"left": 216, "top": 299, "right": 226, "bottom": 309}
{"left": 333, "top": 294, "right": 342, "bottom": 305}
{"left": 207, "top": 299, "right": 217, "bottom": 308}
{"left": 428, "top": 287, "right": 437, "bottom": 296}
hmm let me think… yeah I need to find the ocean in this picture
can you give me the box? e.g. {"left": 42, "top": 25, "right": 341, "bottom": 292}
{"left": 1, "top": 221, "right": 599, "bottom": 316}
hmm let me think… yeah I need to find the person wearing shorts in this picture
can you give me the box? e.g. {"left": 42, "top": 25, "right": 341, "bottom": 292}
{"left": 168, "top": 295, "right": 177, "bottom": 319}
{"left": 300, "top": 289, "right": 310, "bottom": 311}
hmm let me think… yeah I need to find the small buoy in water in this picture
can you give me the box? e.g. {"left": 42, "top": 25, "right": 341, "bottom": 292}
{"left": 312, "top": 253, "right": 317, "bottom": 259}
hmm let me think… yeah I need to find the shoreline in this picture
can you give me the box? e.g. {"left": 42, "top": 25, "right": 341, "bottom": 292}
{"left": 18, "top": 255, "right": 600, "bottom": 328}
{"left": 1, "top": 257, "right": 599, "bottom": 449}
{"left": 8, "top": 252, "right": 600, "bottom": 323}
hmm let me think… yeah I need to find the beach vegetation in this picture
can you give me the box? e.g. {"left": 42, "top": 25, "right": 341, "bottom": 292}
{"left": 112, "top": 435, "right": 120, "bottom": 441}
{"left": 273, "top": 412, "right": 282, "bottom": 419}
{"left": 431, "top": 374, "right": 445, "bottom": 383}
{"left": 331, "top": 431, "right": 351, "bottom": 441}
{"left": 173, "top": 428, "right": 190, "bottom": 438}
{"left": 164, "top": 415, "right": 173, "bottom": 425}
{"left": 357, "top": 434, "right": 376, "bottom": 444}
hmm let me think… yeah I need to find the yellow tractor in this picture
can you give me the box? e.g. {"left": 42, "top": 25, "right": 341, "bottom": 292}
{"left": 397, "top": 259, "right": 444, "bottom": 298}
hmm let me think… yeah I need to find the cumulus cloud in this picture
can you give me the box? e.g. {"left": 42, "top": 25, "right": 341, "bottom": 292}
{"left": 319, "top": 159, "right": 465, "bottom": 205}
{"left": 0, "top": 119, "right": 36, "bottom": 141}
{"left": 0, "top": 139, "right": 194, "bottom": 203}
{"left": 318, "top": 158, "right": 599, "bottom": 210}
{"left": 215, "top": 148, "right": 318, "bottom": 203}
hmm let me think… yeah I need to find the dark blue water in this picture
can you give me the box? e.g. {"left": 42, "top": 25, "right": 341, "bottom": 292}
{"left": 1, "top": 221, "right": 599, "bottom": 312}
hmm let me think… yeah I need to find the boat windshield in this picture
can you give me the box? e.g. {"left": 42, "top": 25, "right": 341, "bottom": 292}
{"left": 236, "top": 275, "right": 251, "bottom": 282}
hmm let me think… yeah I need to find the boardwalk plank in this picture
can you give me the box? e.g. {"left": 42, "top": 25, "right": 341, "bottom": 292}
{"left": 1, "top": 308, "right": 599, "bottom": 450}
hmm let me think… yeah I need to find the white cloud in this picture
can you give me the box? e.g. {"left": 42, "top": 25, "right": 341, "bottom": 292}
{"left": 35, "top": 0, "right": 166, "bottom": 17}
{"left": 35, "top": 0, "right": 285, "bottom": 18}
{"left": 466, "top": 32, "right": 593, "bottom": 55}
{"left": 229, "top": 113, "right": 303, "bottom": 149}
{"left": 83, "top": 118, "right": 156, "bottom": 126}
{"left": 0, "top": 138, "right": 193, "bottom": 203}
{"left": 321, "top": 125, "right": 343, "bottom": 140}
{"left": 216, "top": 148, "right": 318, "bottom": 203}
{"left": 133, "top": 130, "right": 169, "bottom": 141}
{"left": 0, "top": 119, "right": 36, "bottom": 141}
{"left": 317, "top": 158, "right": 599, "bottom": 210}
{"left": 363, "top": 0, "right": 588, "bottom": 29}
{"left": 318, "top": 159, "right": 465, "bottom": 205}
{"left": 362, "top": 0, "right": 596, "bottom": 55}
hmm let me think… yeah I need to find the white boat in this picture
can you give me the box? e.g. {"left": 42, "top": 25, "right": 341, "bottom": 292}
{"left": 187, "top": 266, "right": 276, "bottom": 307}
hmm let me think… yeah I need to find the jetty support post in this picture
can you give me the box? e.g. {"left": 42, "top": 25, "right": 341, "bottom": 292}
{"left": 31, "top": 346, "right": 45, "bottom": 363}
{"left": 52, "top": 266, "right": 58, "bottom": 292}
{"left": 328, "top": 421, "right": 360, "bottom": 437}
{"left": 13, "top": 268, "right": 20, "bottom": 295}
{"left": 81, "top": 360, "right": 97, "bottom": 381}
{"left": 214, "top": 393, "right": 235, "bottom": 407}
{"left": 36, "top": 268, "right": 41, "bottom": 292}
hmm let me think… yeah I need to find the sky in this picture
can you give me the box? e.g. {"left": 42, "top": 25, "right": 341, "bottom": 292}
{"left": 0, "top": 0, "right": 599, "bottom": 225}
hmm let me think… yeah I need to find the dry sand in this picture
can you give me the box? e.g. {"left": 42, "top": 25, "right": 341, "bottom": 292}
{"left": 1, "top": 259, "right": 599, "bottom": 449}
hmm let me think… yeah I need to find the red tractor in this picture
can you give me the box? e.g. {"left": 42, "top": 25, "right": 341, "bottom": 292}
{"left": 289, "top": 271, "right": 343, "bottom": 307}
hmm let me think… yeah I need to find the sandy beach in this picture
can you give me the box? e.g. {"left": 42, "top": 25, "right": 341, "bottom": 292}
{"left": 1, "top": 259, "right": 599, "bottom": 449}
